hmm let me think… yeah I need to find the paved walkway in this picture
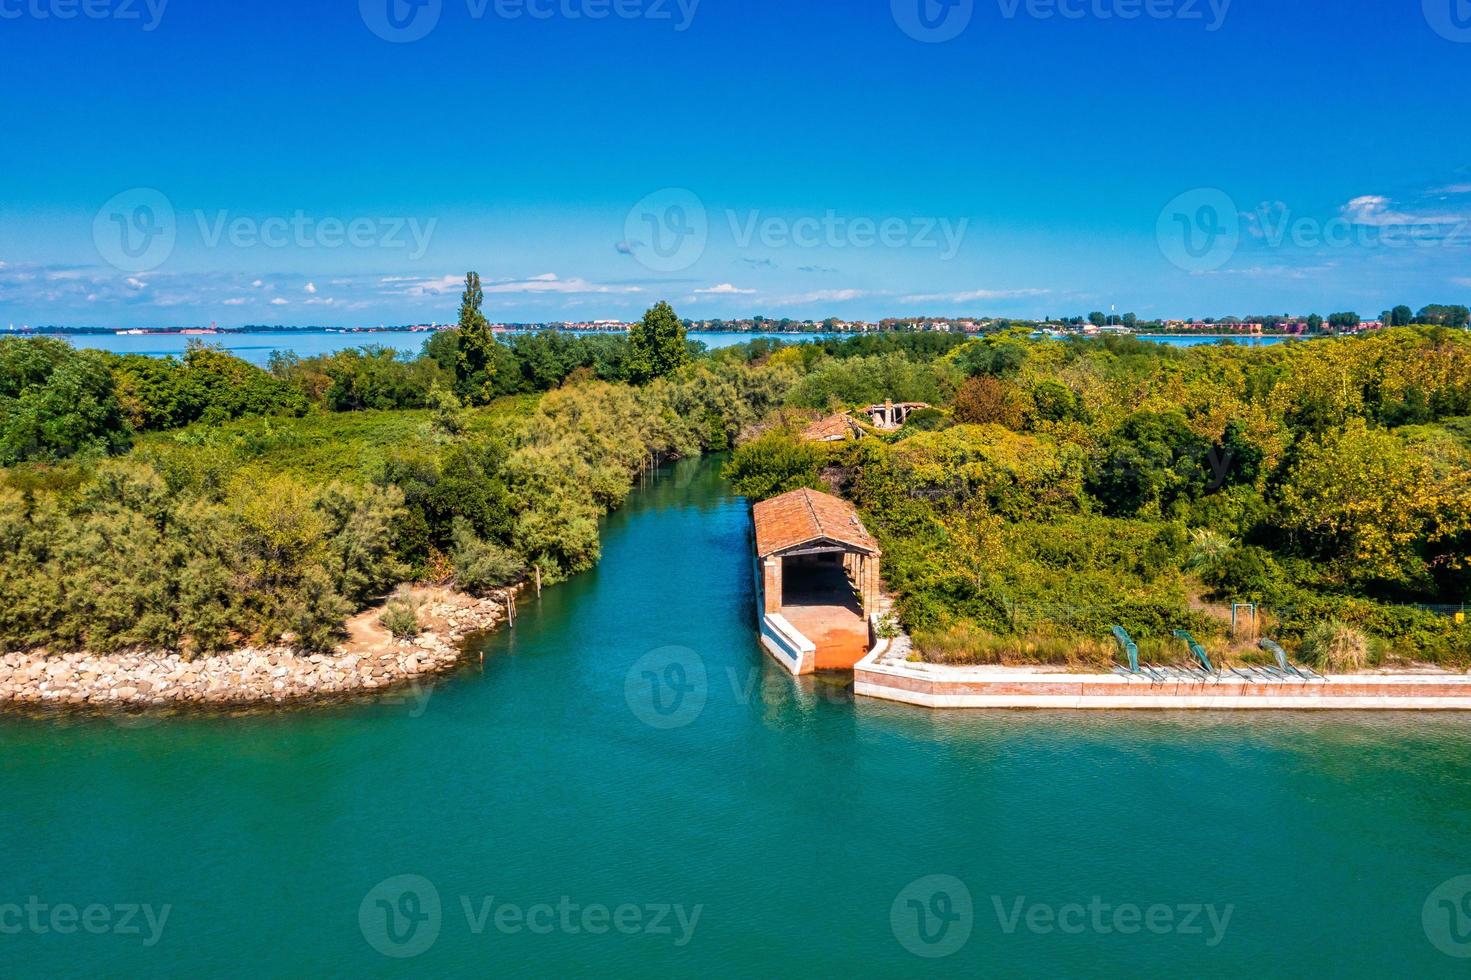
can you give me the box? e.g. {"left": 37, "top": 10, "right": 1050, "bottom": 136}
{"left": 781, "top": 565, "right": 869, "bottom": 670}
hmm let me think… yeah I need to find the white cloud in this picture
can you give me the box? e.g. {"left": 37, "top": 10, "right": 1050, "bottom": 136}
{"left": 222, "top": 297, "right": 248, "bottom": 306}
{"left": 1203, "top": 264, "right": 1323, "bottom": 281}
{"left": 1454, "top": 277, "right": 1471, "bottom": 288}
{"left": 125, "top": 277, "right": 148, "bottom": 290}
{"left": 270, "top": 297, "right": 289, "bottom": 306}
{"left": 693, "top": 283, "right": 756, "bottom": 295}
{"left": 1341, "top": 195, "right": 1413, "bottom": 227}
{"left": 901, "top": 287, "right": 1049, "bottom": 303}
{"left": 304, "top": 282, "right": 317, "bottom": 294}
{"left": 251, "top": 279, "right": 265, "bottom": 288}
{"left": 1434, "top": 183, "right": 1471, "bottom": 195}
{"left": 481, "top": 274, "right": 642, "bottom": 296}
{"left": 774, "top": 289, "right": 867, "bottom": 305}
{"left": 381, "top": 274, "right": 463, "bottom": 297}
{"left": 1341, "top": 194, "right": 1467, "bottom": 227}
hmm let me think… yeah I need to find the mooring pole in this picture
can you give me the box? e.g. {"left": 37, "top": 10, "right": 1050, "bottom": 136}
{"left": 535, "top": 564, "right": 542, "bottom": 598}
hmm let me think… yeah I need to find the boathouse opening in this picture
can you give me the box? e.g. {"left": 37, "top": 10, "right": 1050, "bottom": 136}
{"left": 752, "top": 488, "right": 881, "bottom": 674}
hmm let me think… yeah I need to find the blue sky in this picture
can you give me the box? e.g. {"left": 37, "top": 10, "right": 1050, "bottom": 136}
{"left": 2, "top": 0, "right": 1470, "bottom": 327}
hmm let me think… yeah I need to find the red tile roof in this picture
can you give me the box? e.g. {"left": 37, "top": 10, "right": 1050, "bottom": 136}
{"left": 753, "top": 488, "right": 880, "bottom": 558}
{"left": 801, "top": 415, "right": 858, "bottom": 442}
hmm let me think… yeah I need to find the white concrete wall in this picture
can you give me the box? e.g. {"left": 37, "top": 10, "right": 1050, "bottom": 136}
{"left": 760, "top": 614, "right": 816, "bottom": 676}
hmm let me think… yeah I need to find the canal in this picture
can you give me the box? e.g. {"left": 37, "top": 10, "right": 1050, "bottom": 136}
{"left": 2, "top": 454, "right": 1470, "bottom": 976}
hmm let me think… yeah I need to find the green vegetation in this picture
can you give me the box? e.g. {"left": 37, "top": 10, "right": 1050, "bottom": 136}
{"left": 1298, "top": 621, "right": 1369, "bottom": 673}
{"left": 379, "top": 593, "right": 423, "bottom": 639}
{"left": 626, "top": 300, "right": 689, "bottom": 384}
{"left": 0, "top": 293, "right": 794, "bottom": 657}
{"left": 10, "top": 308, "right": 1470, "bottom": 671}
{"left": 727, "top": 326, "right": 1471, "bottom": 669}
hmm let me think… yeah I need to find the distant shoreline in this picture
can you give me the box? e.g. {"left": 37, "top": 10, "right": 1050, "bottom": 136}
{"left": 6, "top": 326, "right": 1326, "bottom": 340}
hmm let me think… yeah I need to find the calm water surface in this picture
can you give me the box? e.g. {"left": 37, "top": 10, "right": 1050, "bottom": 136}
{"left": 37, "top": 330, "right": 809, "bottom": 366}
{"left": 2, "top": 455, "right": 1468, "bottom": 977}
{"left": 37, "top": 328, "right": 1295, "bottom": 367}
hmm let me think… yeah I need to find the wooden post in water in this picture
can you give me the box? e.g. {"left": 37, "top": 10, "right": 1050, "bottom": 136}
{"left": 535, "top": 564, "right": 542, "bottom": 598}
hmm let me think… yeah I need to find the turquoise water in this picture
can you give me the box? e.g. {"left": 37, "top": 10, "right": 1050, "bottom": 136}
{"left": 36, "top": 328, "right": 1293, "bottom": 367}
{"left": 3, "top": 455, "right": 1470, "bottom": 977}
{"left": 1142, "top": 334, "right": 1293, "bottom": 347}
{"left": 36, "top": 330, "right": 807, "bottom": 366}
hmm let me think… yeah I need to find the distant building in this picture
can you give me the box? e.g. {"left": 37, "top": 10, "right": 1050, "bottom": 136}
{"left": 801, "top": 415, "right": 862, "bottom": 443}
{"left": 861, "top": 400, "right": 930, "bottom": 430}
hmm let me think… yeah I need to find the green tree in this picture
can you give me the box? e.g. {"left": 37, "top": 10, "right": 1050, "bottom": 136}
{"left": 455, "top": 272, "right": 498, "bottom": 404}
{"left": 1391, "top": 305, "right": 1414, "bottom": 327}
{"left": 626, "top": 301, "right": 689, "bottom": 383}
{"left": 0, "top": 341, "right": 130, "bottom": 464}
{"left": 723, "top": 433, "right": 826, "bottom": 500}
{"left": 1274, "top": 419, "right": 1470, "bottom": 588}
{"left": 1417, "top": 304, "right": 1471, "bottom": 329}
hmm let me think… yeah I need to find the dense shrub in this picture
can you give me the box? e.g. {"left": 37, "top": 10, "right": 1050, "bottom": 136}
{"left": 723, "top": 434, "right": 828, "bottom": 499}
{"left": 379, "top": 594, "right": 422, "bottom": 638}
{"left": 0, "top": 338, "right": 129, "bottom": 463}
{"left": 1299, "top": 621, "right": 1370, "bottom": 672}
{"left": 450, "top": 519, "right": 525, "bottom": 594}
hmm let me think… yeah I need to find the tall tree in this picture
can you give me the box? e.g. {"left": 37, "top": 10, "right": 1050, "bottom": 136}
{"left": 626, "top": 301, "right": 689, "bottom": 383}
{"left": 455, "top": 272, "right": 496, "bottom": 404}
{"left": 1391, "top": 305, "right": 1414, "bottom": 327}
{"left": 1417, "top": 304, "right": 1471, "bottom": 329}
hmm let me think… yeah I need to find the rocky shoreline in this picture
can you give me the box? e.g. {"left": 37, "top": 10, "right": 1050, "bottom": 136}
{"left": 0, "top": 585, "right": 521, "bottom": 712}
